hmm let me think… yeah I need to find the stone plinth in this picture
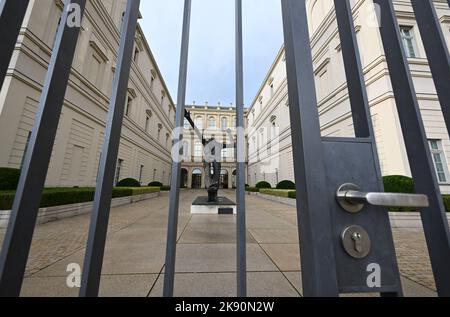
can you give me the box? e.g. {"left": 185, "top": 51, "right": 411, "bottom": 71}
{"left": 191, "top": 197, "right": 236, "bottom": 215}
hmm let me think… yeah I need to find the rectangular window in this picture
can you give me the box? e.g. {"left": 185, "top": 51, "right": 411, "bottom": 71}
{"left": 195, "top": 117, "right": 204, "bottom": 130}
{"left": 145, "top": 116, "right": 150, "bottom": 132}
{"left": 69, "top": 145, "right": 84, "bottom": 183}
{"left": 139, "top": 165, "right": 144, "bottom": 183}
{"left": 221, "top": 118, "right": 228, "bottom": 130}
{"left": 125, "top": 97, "right": 133, "bottom": 117}
{"left": 195, "top": 142, "right": 203, "bottom": 157}
{"left": 400, "top": 26, "right": 417, "bottom": 58}
{"left": 115, "top": 159, "right": 123, "bottom": 185}
{"left": 134, "top": 47, "right": 139, "bottom": 62}
{"left": 88, "top": 53, "right": 102, "bottom": 85}
{"left": 429, "top": 140, "right": 449, "bottom": 183}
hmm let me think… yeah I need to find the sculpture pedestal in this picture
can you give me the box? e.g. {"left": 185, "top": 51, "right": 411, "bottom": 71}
{"left": 191, "top": 197, "right": 236, "bottom": 215}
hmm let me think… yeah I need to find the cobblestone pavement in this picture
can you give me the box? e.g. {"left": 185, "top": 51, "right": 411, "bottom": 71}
{"left": 0, "top": 190, "right": 438, "bottom": 297}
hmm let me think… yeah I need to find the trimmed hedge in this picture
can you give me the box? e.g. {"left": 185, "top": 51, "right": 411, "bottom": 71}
{"left": 0, "top": 187, "right": 160, "bottom": 210}
{"left": 260, "top": 189, "right": 295, "bottom": 199}
{"left": 116, "top": 178, "right": 141, "bottom": 188}
{"left": 276, "top": 180, "right": 296, "bottom": 190}
{"left": 0, "top": 168, "right": 21, "bottom": 191}
{"left": 383, "top": 176, "right": 416, "bottom": 211}
{"left": 443, "top": 196, "right": 450, "bottom": 213}
{"left": 255, "top": 181, "right": 272, "bottom": 189}
{"left": 383, "top": 175, "right": 415, "bottom": 194}
{"left": 161, "top": 186, "right": 171, "bottom": 191}
{"left": 245, "top": 187, "right": 259, "bottom": 193}
{"left": 149, "top": 181, "right": 163, "bottom": 188}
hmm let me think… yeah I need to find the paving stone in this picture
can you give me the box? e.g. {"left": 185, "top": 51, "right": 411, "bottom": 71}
{"left": 149, "top": 272, "right": 300, "bottom": 297}
{"left": 0, "top": 190, "right": 439, "bottom": 297}
{"left": 21, "top": 274, "right": 158, "bottom": 297}
{"left": 260, "top": 244, "right": 301, "bottom": 272}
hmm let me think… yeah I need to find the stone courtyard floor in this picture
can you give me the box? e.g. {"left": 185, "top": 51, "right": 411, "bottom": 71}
{"left": 0, "top": 190, "right": 438, "bottom": 297}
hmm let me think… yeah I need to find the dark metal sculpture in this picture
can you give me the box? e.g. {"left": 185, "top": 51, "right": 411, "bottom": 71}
{"left": 184, "top": 110, "right": 233, "bottom": 202}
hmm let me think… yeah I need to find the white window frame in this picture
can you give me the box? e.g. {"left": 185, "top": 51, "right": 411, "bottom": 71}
{"left": 400, "top": 25, "right": 418, "bottom": 58}
{"left": 194, "top": 142, "right": 203, "bottom": 158}
{"left": 429, "top": 139, "right": 450, "bottom": 184}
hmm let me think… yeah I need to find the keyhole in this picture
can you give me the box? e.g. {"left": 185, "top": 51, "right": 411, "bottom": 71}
{"left": 352, "top": 232, "right": 363, "bottom": 253}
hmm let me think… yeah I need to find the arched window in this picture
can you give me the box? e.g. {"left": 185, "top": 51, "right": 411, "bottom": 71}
{"left": 221, "top": 117, "right": 228, "bottom": 130}
{"left": 195, "top": 117, "right": 204, "bottom": 130}
{"left": 208, "top": 117, "right": 216, "bottom": 129}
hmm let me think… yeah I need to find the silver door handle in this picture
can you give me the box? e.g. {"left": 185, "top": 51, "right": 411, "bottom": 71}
{"left": 337, "top": 183, "right": 429, "bottom": 213}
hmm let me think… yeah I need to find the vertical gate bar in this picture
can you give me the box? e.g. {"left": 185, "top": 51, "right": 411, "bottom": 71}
{"left": 79, "top": 0, "right": 140, "bottom": 297}
{"left": 235, "top": 0, "right": 247, "bottom": 297}
{"left": 0, "top": 0, "right": 30, "bottom": 90}
{"left": 334, "top": 0, "right": 403, "bottom": 297}
{"left": 163, "top": 0, "right": 192, "bottom": 297}
{"left": 281, "top": 0, "right": 339, "bottom": 297}
{"left": 411, "top": 0, "right": 450, "bottom": 138}
{"left": 373, "top": 0, "right": 450, "bottom": 297}
{"left": 333, "top": 0, "right": 372, "bottom": 138}
{"left": 0, "top": 0, "right": 86, "bottom": 297}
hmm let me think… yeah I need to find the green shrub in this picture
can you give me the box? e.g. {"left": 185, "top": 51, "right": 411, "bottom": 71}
{"left": 161, "top": 186, "right": 171, "bottom": 191}
{"left": 443, "top": 196, "right": 450, "bottom": 213}
{"left": 383, "top": 175, "right": 415, "bottom": 194}
{"left": 0, "top": 186, "right": 160, "bottom": 210}
{"left": 40, "top": 188, "right": 96, "bottom": 208}
{"left": 116, "top": 178, "right": 141, "bottom": 188}
{"left": 148, "top": 181, "right": 163, "bottom": 188}
{"left": 383, "top": 176, "right": 416, "bottom": 211}
{"left": 288, "top": 191, "right": 296, "bottom": 199}
{"left": 0, "top": 168, "right": 21, "bottom": 191}
{"left": 276, "top": 180, "right": 296, "bottom": 190}
{"left": 245, "top": 187, "right": 259, "bottom": 193}
{"left": 255, "top": 181, "right": 272, "bottom": 189}
{"left": 112, "top": 187, "right": 133, "bottom": 198}
{"left": 0, "top": 191, "right": 15, "bottom": 210}
{"left": 260, "top": 189, "right": 295, "bottom": 198}
{"left": 127, "top": 187, "right": 160, "bottom": 196}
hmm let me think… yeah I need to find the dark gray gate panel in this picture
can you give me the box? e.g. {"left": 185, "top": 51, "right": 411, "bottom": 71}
{"left": 322, "top": 138, "right": 402, "bottom": 294}
{"left": 332, "top": 0, "right": 403, "bottom": 295}
{"left": 0, "top": 0, "right": 30, "bottom": 89}
{"left": 411, "top": 0, "right": 450, "bottom": 137}
{"left": 79, "top": 0, "right": 141, "bottom": 297}
{"left": 235, "top": 0, "right": 247, "bottom": 298}
{"left": 281, "top": 0, "right": 340, "bottom": 297}
{"left": 0, "top": 0, "right": 86, "bottom": 297}
{"left": 163, "top": 0, "right": 192, "bottom": 298}
{"left": 374, "top": 0, "right": 450, "bottom": 296}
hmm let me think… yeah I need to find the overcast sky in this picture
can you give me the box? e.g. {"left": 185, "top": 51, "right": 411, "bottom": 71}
{"left": 139, "top": 0, "right": 284, "bottom": 107}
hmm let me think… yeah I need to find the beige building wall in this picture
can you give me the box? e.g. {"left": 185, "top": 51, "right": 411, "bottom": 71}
{"left": 181, "top": 104, "right": 247, "bottom": 189}
{"left": 0, "top": 0, "right": 176, "bottom": 187}
{"left": 247, "top": 0, "right": 450, "bottom": 194}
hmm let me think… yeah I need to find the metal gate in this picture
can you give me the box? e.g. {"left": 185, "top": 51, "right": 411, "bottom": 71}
{"left": 0, "top": 0, "right": 449, "bottom": 297}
